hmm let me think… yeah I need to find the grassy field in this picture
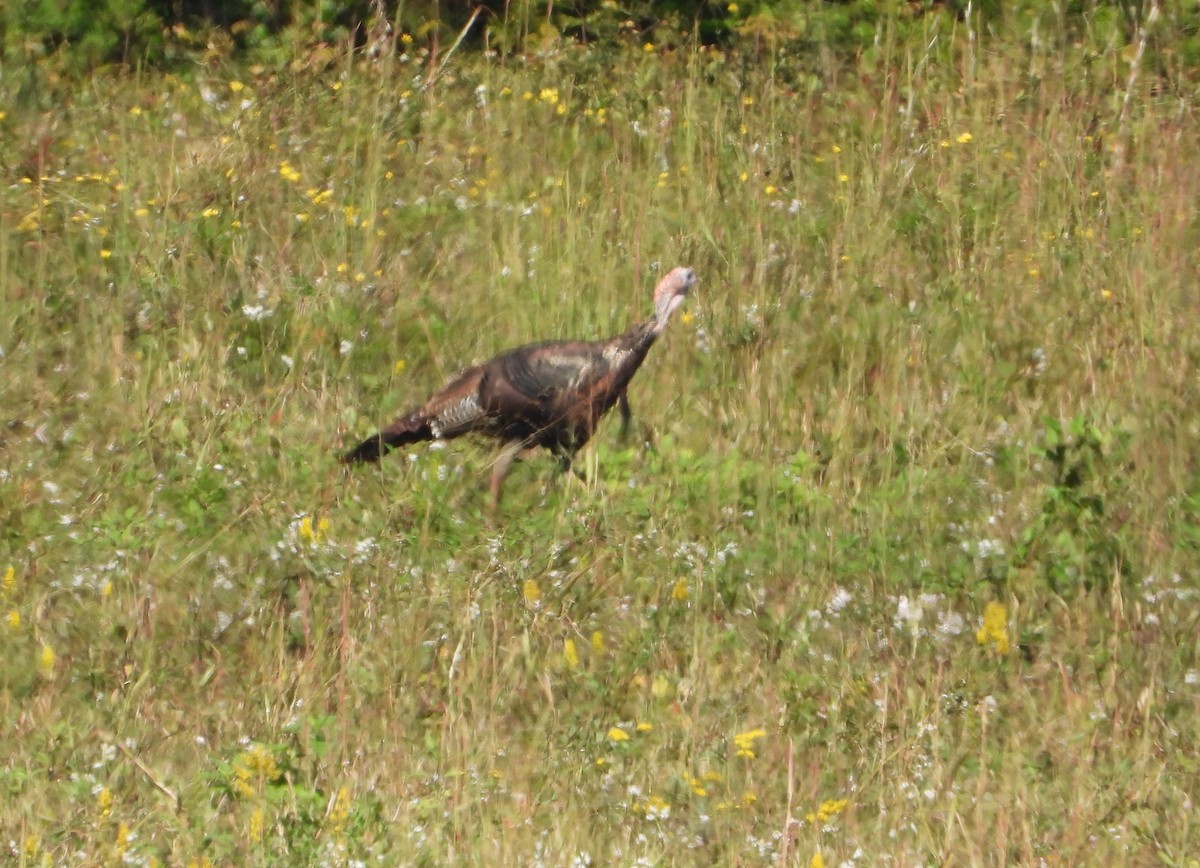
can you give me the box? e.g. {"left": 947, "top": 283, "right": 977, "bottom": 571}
{"left": 3, "top": 9, "right": 1200, "bottom": 865}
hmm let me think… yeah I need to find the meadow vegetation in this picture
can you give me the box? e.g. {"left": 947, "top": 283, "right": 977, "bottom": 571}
{"left": 2, "top": 3, "right": 1200, "bottom": 864}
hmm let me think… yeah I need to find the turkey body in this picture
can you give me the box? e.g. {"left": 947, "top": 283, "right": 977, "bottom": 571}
{"left": 342, "top": 266, "right": 696, "bottom": 506}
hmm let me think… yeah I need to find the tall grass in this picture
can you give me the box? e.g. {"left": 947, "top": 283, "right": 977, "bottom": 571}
{"left": 2, "top": 12, "right": 1199, "bottom": 865}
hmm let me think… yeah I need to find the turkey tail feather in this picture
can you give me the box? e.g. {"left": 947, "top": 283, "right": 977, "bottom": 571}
{"left": 341, "top": 414, "right": 433, "bottom": 463}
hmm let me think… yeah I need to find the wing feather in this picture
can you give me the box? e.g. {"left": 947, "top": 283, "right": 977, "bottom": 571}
{"left": 496, "top": 342, "right": 608, "bottom": 400}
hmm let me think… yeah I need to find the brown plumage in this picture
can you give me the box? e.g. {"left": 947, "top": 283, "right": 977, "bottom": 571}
{"left": 343, "top": 266, "right": 696, "bottom": 506}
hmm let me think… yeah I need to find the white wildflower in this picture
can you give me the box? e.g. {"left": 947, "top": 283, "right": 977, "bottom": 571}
{"left": 826, "top": 587, "right": 853, "bottom": 614}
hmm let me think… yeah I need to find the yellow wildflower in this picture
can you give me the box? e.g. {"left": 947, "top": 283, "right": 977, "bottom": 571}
{"left": 642, "top": 794, "right": 670, "bottom": 818}
{"left": 976, "top": 601, "right": 1010, "bottom": 653}
{"left": 114, "top": 822, "right": 130, "bottom": 858}
{"left": 564, "top": 638, "right": 580, "bottom": 670}
{"left": 3, "top": 565, "right": 13, "bottom": 592}
{"left": 811, "top": 854, "right": 826, "bottom": 868}
{"left": 401, "top": 33, "right": 413, "bottom": 45}
{"left": 229, "top": 80, "right": 245, "bottom": 93}
{"left": 956, "top": 131, "right": 973, "bottom": 144}
{"left": 100, "top": 249, "right": 113, "bottom": 259}
{"left": 97, "top": 787, "right": 114, "bottom": 818}
{"left": 671, "top": 578, "right": 689, "bottom": 601}
{"left": 394, "top": 360, "right": 407, "bottom": 375}
{"left": 838, "top": 173, "right": 849, "bottom": 183}
{"left": 608, "top": 727, "right": 630, "bottom": 742}
{"left": 807, "top": 797, "right": 849, "bottom": 823}
{"left": 39, "top": 644, "right": 55, "bottom": 678}
{"left": 635, "top": 721, "right": 653, "bottom": 733}
{"left": 590, "top": 630, "right": 604, "bottom": 654}
{"left": 727, "top": 2, "right": 739, "bottom": 12}
{"left": 230, "top": 745, "right": 281, "bottom": 799}
{"left": 523, "top": 579, "right": 541, "bottom": 605}
{"left": 328, "top": 786, "right": 351, "bottom": 839}
{"left": 16, "top": 207, "right": 39, "bottom": 232}
{"left": 298, "top": 515, "right": 327, "bottom": 545}
{"left": 643, "top": 42, "right": 655, "bottom": 53}
{"left": 733, "top": 727, "right": 766, "bottom": 758}
{"left": 7, "top": 610, "right": 19, "bottom": 629}
{"left": 201, "top": 207, "right": 220, "bottom": 218}
{"left": 248, "top": 806, "right": 265, "bottom": 843}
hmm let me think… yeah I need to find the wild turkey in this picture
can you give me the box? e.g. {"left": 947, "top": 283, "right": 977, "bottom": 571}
{"left": 342, "top": 265, "right": 696, "bottom": 506}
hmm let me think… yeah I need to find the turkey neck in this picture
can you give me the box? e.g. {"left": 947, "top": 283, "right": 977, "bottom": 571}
{"left": 593, "top": 318, "right": 660, "bottom": 401}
